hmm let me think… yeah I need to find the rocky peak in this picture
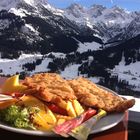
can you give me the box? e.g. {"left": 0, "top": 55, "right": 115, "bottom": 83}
{"left": 88, "top": 4, "right": 106, "bottom": 18}
{"left": 0, "top": 0, "right": 48, "bottom": 11}
{"left": 65, "top": 3, "right": 86, "bottom": 18}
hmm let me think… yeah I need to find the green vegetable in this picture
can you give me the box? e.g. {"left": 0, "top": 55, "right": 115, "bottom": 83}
{"left": 0, "top": 105, "right": 37, "bottom": 130}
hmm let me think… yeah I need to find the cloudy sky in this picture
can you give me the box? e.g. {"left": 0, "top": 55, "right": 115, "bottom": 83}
{"left": 48, "top": 0, "right": 140, "bottom": 11}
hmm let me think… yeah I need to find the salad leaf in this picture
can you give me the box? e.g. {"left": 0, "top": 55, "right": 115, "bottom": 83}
{"left": 0, "top": 105, "right": 37, "bottom": 130}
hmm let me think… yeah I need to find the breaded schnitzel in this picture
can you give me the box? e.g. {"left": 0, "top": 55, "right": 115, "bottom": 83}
{"left": 68, "top": 77, "right": 135, "bottom": 112}
{"left": 22, "top": 73, "right": 76, "bottom": 103}
{"left": 22, "top": 73, "right": 135, "bottom": 113}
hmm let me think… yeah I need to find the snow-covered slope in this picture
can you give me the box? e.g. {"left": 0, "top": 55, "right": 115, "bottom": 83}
{"left": 111, "top": 54, "right": 140, "bottom": 91}
{"left": 77, "top": 41, "right": 102, "bottom": 53}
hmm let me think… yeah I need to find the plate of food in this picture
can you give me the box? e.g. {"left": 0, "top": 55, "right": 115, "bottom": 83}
{"left": 0, "top": 73, "right": 135, "bottom": 139}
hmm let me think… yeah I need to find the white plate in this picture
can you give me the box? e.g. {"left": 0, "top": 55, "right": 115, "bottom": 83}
{"left": 0, "top": 85, "right": 124, "bottom": 136}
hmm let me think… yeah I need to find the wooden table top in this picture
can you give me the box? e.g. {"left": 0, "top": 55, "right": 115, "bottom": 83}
{"left": 0, "top": 77, "right": 128, "bottom": 140}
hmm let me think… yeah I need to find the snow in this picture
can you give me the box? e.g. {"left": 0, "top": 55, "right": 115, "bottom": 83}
{"left": 20, "top": 24, "right": 41, "bottom": 43}
{"left": 49, "top": 52, "right": 66, "bottom": 59}
{"left": 94, "top": 6, "right": 133, "bottom": 26}
{"left": 60, "top": 63, "right": 101, "bottom": 84}
{"left": 61, "top": 64, "right": 80, "bottom": 79}
{"left": 64, "top": 4, "right": 133, "bottom": 27}
{"left": 112, "top": 57, "right": 140, "bottom": 91}
{"left": 64, "top": 5, "right": 93, "bottom": 27}
{"left": 64, "top": 12, "right": 85, "bottom": 25}
{"left": 30, "top": 57, "right": 52, "bottom": 75}
{"left": 66, "top": 13, "right": 93, "bottom": 28}
{"left": 0, "top": 54, "right": 43, "bottom": 75}
{"left": 42, "top": 3, "right": 64, "bottom": 16}
{"left": 9, "top": 8, "right": 27, "bottom": 17}
{"left": 24, "top": 24, "right": 39, "bottom": 34}
{"left": 0, "top": 53, "right": 66, "bottom": 76}
{"left": 77, "top": 41, "right": 102, "bottom": 53}
{"left": 88, "top": 76, "right": 102, "bottom": 83}
{"left": 0, "top": 52, "right": 63, "bottom": 76}
{"left": 85, "top": 17, "right": 93, "bottom": 28}
{"left": 22, "top": 0, "right": 37, "bottom": 6}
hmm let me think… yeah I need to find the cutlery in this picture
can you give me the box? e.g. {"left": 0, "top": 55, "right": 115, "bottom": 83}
{"left": 0, "top": 94, "right": 13, "bottom": 101}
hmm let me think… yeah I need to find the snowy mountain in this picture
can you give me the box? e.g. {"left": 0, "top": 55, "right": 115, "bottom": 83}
{"left": 64, "top": 4, "right": 139, "bottom": 42}
{"left": 0, "top": 1, "right": 140, "bottom": 96}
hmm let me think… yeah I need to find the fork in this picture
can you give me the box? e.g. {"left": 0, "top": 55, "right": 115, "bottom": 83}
{"left": 0, "top": 94, "right": 13, "bottom": 101}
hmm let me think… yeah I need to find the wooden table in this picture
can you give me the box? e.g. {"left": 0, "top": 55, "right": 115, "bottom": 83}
{"left": 0, "top": 77, "right": 128, "bottom": 140}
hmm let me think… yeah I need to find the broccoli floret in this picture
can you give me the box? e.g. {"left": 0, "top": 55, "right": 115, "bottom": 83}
{"left": 0, "top": 105, "right": 36, "bottom": 130}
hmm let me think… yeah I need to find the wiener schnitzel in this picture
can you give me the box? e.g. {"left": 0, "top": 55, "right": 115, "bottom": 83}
{"left": 22, "top": 73, "right": 77, "bottom": 103}
{"left": 68, "top": 77, "right": 135, "bottom": 112}
{"left": 22, "top": 73, "right": 135, "bottom": 113}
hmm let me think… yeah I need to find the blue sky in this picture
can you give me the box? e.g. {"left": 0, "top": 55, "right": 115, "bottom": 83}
{"left": 48, "top": 0, "right": 140, "bottom": 11}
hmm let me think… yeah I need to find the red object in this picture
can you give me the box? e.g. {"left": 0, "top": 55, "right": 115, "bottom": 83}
{"left": 83, "top": 108, "right": 97, "bottom": 122}
{"left": 47, "top": 104, "right": 68, "bottom": 115}
{"left": 12, "top": 92, "right": 23, "bottom": 98}
{"left": 53, "top": 108, "right": 97, "bottom": 135}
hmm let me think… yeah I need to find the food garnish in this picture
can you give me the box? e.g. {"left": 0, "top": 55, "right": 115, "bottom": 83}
{"left": 1, "top": 75, "right": 27, "bottom": 93}
{"left": 0, "top": 105, "right": 36, "bottom": 129}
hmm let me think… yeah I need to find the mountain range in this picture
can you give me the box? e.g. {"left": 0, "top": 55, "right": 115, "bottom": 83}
{"left": 0, "top": 0, "right": 140, "bottom": 96}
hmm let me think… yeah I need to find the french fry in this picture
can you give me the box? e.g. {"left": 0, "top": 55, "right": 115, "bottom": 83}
{"left": 56, "top": 99, "right": 84, "bottom": 117}
{"left": 66, "top": 101, "right": 77, "bottom": 117}
{"left": 72, "top": 100, "right": 84, "bottom": 116}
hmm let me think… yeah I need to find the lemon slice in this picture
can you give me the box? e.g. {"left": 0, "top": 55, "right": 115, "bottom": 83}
{"left": 1, "top": 75, "right": 27, "bottom": 93}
